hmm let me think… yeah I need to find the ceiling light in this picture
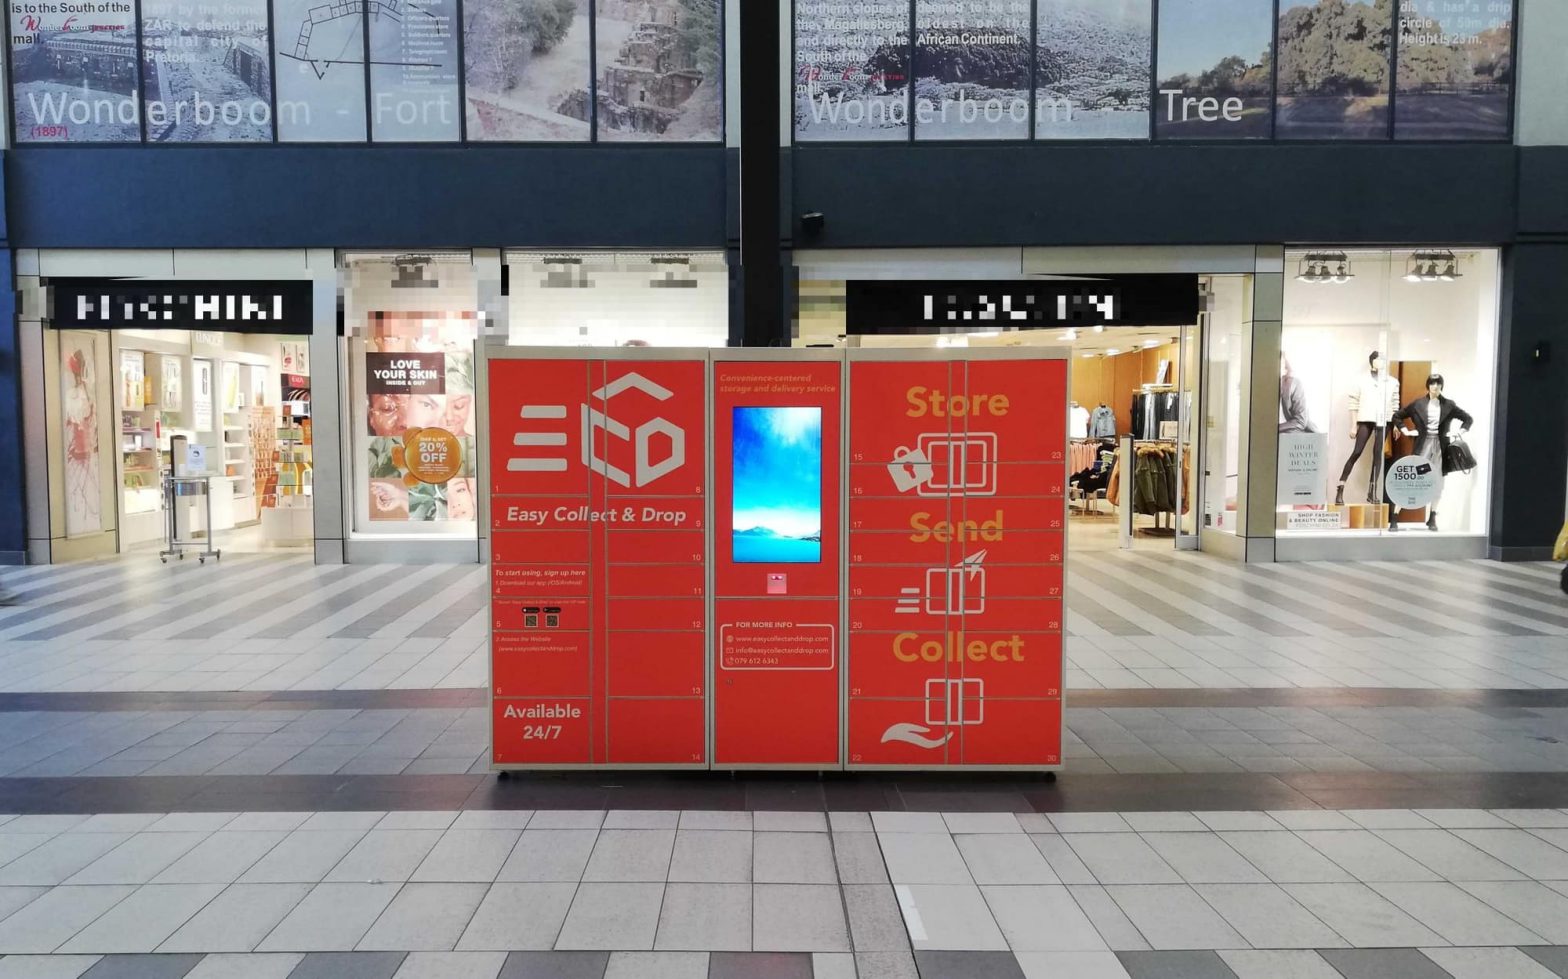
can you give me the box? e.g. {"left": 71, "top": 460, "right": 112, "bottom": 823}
{"left": 1081, "top": 352, "right": 1096, "bottom": 359}
{"left": 1092, "top": 324, "right": 1105, "bottom": 333}
{"left": 1061, "top": 329, "right": 1078, "bottom": 341}
{"left": 1105, "top": 348, "right": 1120, "bottom": 356}
{"left": 1143, "top": 339, "right": 1162, "bottom": 348}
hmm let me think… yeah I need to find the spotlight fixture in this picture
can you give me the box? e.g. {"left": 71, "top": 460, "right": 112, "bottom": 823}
{"left": 1296, "top": 251, "right": 1353, "bottom": 284}
{"left": 1404, "top": 250, "right": 1462, "bottom": 283}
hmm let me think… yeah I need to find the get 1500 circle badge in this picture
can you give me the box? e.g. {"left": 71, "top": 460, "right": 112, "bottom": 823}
{"left": 1386, "top": 455, "right": 1440, "bottom": 509}
{"left": 402, "top": 427, "right": 463, "bottom": 484}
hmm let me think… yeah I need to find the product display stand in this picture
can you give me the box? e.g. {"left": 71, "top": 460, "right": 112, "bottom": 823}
{"left": 160, "top": 474, "right": 222, "bottom": 564}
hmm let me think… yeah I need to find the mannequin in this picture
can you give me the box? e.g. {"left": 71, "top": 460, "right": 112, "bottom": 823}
{"left": 1278, "top": 354, "right": 1318, "bottom": 434}
{"left": 1335, "top": 351, "right": 1399, "bottom": 506}
{"left": 1069, "top": 400, "right": 1090, "bottom": 439}
{"left": 1389, "top": 373, "right": 1472, "bottom": 532}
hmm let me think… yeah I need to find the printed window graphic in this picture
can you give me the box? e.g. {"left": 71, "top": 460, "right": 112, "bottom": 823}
{"left": 731, "top": 406, "right": 823, "bottom": 564}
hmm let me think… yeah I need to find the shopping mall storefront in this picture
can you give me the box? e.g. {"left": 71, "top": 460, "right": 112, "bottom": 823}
{"left": 791, "top": 244, "right": 1504, "bottom": 563}
{"left": 17, "top": 249, "right": 729, "bottom": 564}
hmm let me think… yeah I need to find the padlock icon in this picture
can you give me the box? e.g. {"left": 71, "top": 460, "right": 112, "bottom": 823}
{"left": 887, "top": 445, "right": 934, "bottom": 493}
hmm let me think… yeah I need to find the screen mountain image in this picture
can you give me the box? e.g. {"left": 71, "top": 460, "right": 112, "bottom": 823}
{"left": 732, "top": 406, "right": 822, "bottom": 564}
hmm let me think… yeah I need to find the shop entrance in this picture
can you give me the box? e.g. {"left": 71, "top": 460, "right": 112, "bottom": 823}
{"left": 57, "top": 327, "right": 314, "bottom": 559}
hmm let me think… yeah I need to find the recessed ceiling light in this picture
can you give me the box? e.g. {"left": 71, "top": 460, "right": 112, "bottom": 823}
{"left": 1105, "top": 348, "right": 1120, "bottom": 356}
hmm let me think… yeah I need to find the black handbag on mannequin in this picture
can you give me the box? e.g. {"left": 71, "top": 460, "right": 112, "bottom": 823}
{"left": 1443, "top": 436, "right": 1477, "bottom": 475}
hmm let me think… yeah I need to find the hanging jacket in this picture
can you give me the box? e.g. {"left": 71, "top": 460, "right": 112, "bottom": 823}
{"left": 1089, "top": 405, "right": 1116, "bottom": 438}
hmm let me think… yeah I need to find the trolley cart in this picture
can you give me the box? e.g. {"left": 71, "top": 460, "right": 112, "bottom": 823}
{"left": 160, "top": 475, "right": 222, "bottom": 564}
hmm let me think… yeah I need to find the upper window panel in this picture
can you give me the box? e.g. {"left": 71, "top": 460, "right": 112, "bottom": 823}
{"left": 1155, "top": 0, "right": 1273, "bottom": 139}
{"left": 463, "top": 0, "right": 592, "bottom": 141}
{"left": 794, "top": 0, "right": 910, "bottom": 141}
{"left": 272, "top": 0, "right": 369, "bottom": 142}
{"left": 141, "top": 0, "right": 275, "bottom": 141}
{"left": 10, "top": 2, "right": 141, "bottom": 141}
{"left": 593, "top": 0, "right": 722, "bottom": 141}
{"left": 1034, "top": 0, "right": 1151, "bottom": 139}
{"left": 369, "top": 0, "right": 462, "bottom": 141}
{"left": 1394, "top": 0, "right": 1512, "bottom": 140}
{"left": 1275, "top": 0, "right": 1392, "bottom": 140}
{"left": 912, "top": 0, "right": 1031, "bottom": 141}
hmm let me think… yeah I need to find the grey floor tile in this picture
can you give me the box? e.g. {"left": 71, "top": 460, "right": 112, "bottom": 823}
{"left": 456, "top": 883, "right": 576, "bottom": 951}
{"left": 653, "top": 883, "right": 750, "bottom": 952}
{"left": 829, "top": 813, "right": 873, "bottom": 833}
{"left": 449, "top": 813, "right": 535, "bottom": 832}
{"left": 831, "top": 833, "right": 887, "bottom": 885}
{"left": 812, "top": 952, "right": 855, "bottom": 979}
{"left": 892, "top": 884, "right": 1006, "bottom": 952}
{"left": 1191, "top": 883, "right": 1346, "bottom": 949}
{"left": 1104, "top": 885, "right": 1245, "bottom": 951}
{"left": 183, "top": 953, "right": 304, "bottom": 979}
{"left": 0, "top": 956, "right": 104, "bottom": 979}
{"left": 496, "top": 831, "right": 599, "bottom": 883}
{"left": 1068, "top": 885, "right": 1151, "bottom": 952}
{"left": 159, "top": 883, "right": 313, "bottom": 953}
{"left": 0, "top": 885, "right": 137, "bottom": 953}
{"left": 854, "top": 951, "right": 920, "bottom": 979}
{"left": 1421, "top": 947, "right": 1560, "bottom": 979}
{"left": 942, "top": 814, "right": 1023, "bottom": 835}
{"left": 283, "top": 952, "right": 408, "bottom": 979}
{"left": 388, "top": 953, "right": 505, "bottom": 979}
{"left": 1139, "top": 835, "right": 1266, "bottom": 885}
{"left": 1216, "top": 832, "right": 1353, "bottom": 884}
{"left": 581, "top": 831, "right": 676, "bottom": 884}
{"left": 601, "top": 951, "right": 706, "bottom": 979}
{"left": 1215, "top": 950, "right": 1344, "bottom": 979}
{"left": 524, "top": 812, "right": 605, "bottom": 831}
{"left": 1454, "top": 829, "right": 1568, "bottom": 879}
{"left": 1067, "top": 836, "right": 1181, "bottom": 886}
{"left": 872, "top": 814, "right": 948, "bottom": 834}
{"left": 676, "top": 813, "right": 751, "bottom": 832}
{"left": 667, "top": 832, "right": 751, "bottom": 885}
{"left": 705, "top": 952, "right": 810, "bottom": 979}
{"left": 956, "top": 835, "right": 1059, "bottom": 886}
{"left": 153, "top": 833, "right": 290, "bottom": 886}
{"left": 555, "top": 883, "right": 664, "bottom": 951}
{"left": 1375, "top": 829, "right": 1528, "bottom": 882}
{"left": 1281, "top": 883, "right": 1445, "bottom": 948}
{"left": 752, "top": 884, "right": 850, "bottom": 953}
{"left": 1523, "top": 947, "right": 1568, "bottom": 978}
{"left": 1294, "top": 831, "right": 1442, "bottom": 883}
{"left": 357, "top": 882, "right": 488, "bottom": 951}
{"left": 0, "top": 885, "right": 47, "bottom": 922}
{"left": 1014, "top": 952, "right": 1132, "bottom": 979}
{"left": 1031, "top": 836, "right": 1098, "bottom": 885}
{"left": 59, "top": 883, "right": 225, "bottom": 954}
{"left": 495, "top": 951, "right": 607, "bottom": 979}
{"left": 327, "top": 832, "right": 445, "bottom": 884}
{"left": 1116, "top": 951, "right": 1239, "bottom": 979}
{"left": 238, "top": 832, "right": 366, "bottom": 885}
{"left": 1317, "top": 949, "right": 1451, "bottom": 979}
{"left": 981, "top": 885, "right": 1106, "bottom": 952}
{"left": 754, "top": 833, "right": 835, "bottom": 885}
{"left": 410, "top": 831, "right": 520, "bottom": 884}
{"left": 877, "top": 834, "right": 972, "bottom": 885}
{"left": 1368, "top": 881, "right": 1546, "bottom": 945}
{"left": 1049, "top": 815, "right": 1133, "bottom": 834}
{"left": 753, "top": 813, "right": 827, "bottom": 833}
{"left": 912, "top": 950, "right": 1026, "bottom": 979}
{"left": 0, "top": 834, "right": 133, "bottom": 886}
{"left": 77, "top": 954, "right": 206, "bottom": 979}
{"left": 255, "top": 882, "right": 400, "bottom": 952}
{"left": 602, "top": 812, "right": 680, "bottom": 831}
{"left": 1457, "top": 881, "right": 1568, "bottom": 943}
{"left": 376, "top": 813, "right": 460, "bottom": 832}
{"left": 842, "top": 884, "right": 909, "bottom": 953}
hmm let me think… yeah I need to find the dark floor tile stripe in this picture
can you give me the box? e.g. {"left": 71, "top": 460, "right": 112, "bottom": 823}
{"left": 0, "top": 687, "right": 489, "bottom": 712}
{"left": 1065, "top": 587, "right": 1153, "bottom": 637}
{"left": 0, "top": 555, "right": 244, "bottom": 638}
{"left": 1288, "top": 560, "right": 1547, "bottom": 636}
{"left": 1244, "top": 561, "right": 1450, "bottom": 638}
{"left": 287, "top": 952, "right": 408, "bottom": 979}
{"left": 1408, "top": 560, "right": 1568, "bottom": 630}
{"left": 1116, "top": 950, "right": 1238, "bottom": 979}
{"left": 167, "top": 564, "right": 377, "bottom": 640}
{"left": 706, "top": 952, "right": 812, "bottom": 979}
{"left": 1110, "top": 553, "right": 1363, "bottom": 638}
{"left": 912, "top": 950, "right": 1027, "bottom": 979}
{"left": 93, "top": 557, "right": 315, "bottom": 639}
{"left": 1145, "top": 553, "right": 1400, "bottom": 638}
{"left": 498, "top": 951, "right": 609, "bottom": 979}
{"left": 329, "top": 565, "right": 480, "bottom": 639}
{"left": 80, "top": 952, "right": 207, "bottom": 978}
{"left": 252, "top": 566, "right": 429, "bottom": 640}
{"left": 409, "top": 590, "right": 487, "bottom": 639}
{"left": 1069, "top": 562, "right": 1229, "bottom": 637}
{"left": 1524, "top": 946, "right": 1568, "bottom": 978}
{"left": 1318, "top": 948, "right": 1453, "bottom": 979}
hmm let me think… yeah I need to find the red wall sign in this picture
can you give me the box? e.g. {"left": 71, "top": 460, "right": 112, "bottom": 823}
{"left": 846, "top": 358, "right": 1066, "bottom": 768}
{"left": 488, "top": 352, "right": 1065, "bottom": 772}
{"left": 490, "top": 357, "right": 708, "bottom": 767}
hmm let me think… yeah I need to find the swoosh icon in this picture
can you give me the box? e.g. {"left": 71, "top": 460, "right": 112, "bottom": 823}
{"left": 880, "top": 722, "right": 954, "bottom": 749}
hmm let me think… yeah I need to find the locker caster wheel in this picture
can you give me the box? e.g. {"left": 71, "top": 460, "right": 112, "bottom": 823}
{"left": 198, "top": 557, "right": 205, "bottom": 564}
{"left": 497, "top": 771, "right": 511, "bottom": 781}
{"left": 1042, "top": 771, "right": 1057, "bottom": 783}
{"left": 159, "top": 556, "right": 167, "bottom": 564}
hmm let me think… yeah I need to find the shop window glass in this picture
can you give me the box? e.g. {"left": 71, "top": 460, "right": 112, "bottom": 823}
{"left": 1275, "top": 0, "right": 1392, "bottom": 140}
{"left": 272, "top": 0, "right": 367, "bottom": 141}
{"left": 1279, "top": 248, "right": 1498, "bottom": 538}
{"left": 9, "top": 2, "right": 141, "bottom": 142}
{"left": 141, "top": 0, "right": 274, "bottom": 141}
{"left": 344, "top": 258, "right": 479, "bottom": 536}
{"left": 1394, "top": 0, "right": 1513, "bottom": 140}
{"left": 594, "top": 0, "right": 720, "bottom": 141}
{"left": 1034, "top": 0, "right": 1151, "bottom": 140}
{"left": 911, "top": 0, "right": 1031, "bottom": 141}
{"left": 505, "top": 251, "right": 729, "bottom": 347}
{"left": 369, "top": 0, "right": 461, "bottom": 141}
{"left": 463, "top": 0, "right": 591, "bottom": 140}
{"left": 1203, "top": 276, "right": 1248, "bottom": 536}
{"left": 793, "top": 0, "right": 911, "bottom": 142}
{"left": 1154, "top": 0, "right": 1273, "bottom": 139}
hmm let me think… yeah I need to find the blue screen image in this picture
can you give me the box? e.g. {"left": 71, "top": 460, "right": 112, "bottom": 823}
{"left": 731, "top": 406, "right": 823, "bottom": 564}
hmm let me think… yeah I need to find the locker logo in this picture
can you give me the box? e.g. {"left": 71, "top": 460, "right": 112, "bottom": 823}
{"left": 510, "top": 371, "right": 686, "bottom": 489}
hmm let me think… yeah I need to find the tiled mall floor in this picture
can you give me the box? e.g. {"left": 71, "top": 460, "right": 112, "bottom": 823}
{"left": 0, "top": 552, "right": 1563, "bottom": 693}
{"left": 0, "top": 550, "right": 1566, "bottom": 977}
{"left": 3, "top": 808, "right": 1568, "bottom": 978}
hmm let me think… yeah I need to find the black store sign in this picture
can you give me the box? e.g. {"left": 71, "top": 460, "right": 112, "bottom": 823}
{"left": 46, "top": 279, "right": 314, "bottom": 334}
{"left": 845, "top": 275, "right": 1201, "bottom": 334}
